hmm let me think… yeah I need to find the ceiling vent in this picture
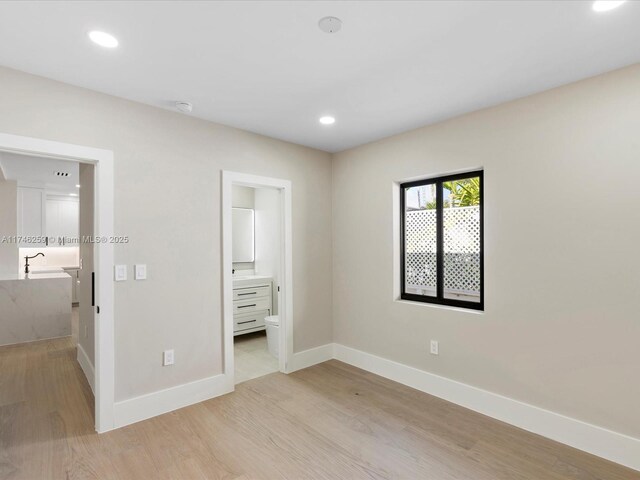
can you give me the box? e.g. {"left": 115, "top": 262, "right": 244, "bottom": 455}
{"left": 175, "top": 101, "right": 193, "bottom": 113}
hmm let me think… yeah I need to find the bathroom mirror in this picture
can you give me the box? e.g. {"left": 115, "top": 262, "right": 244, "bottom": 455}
{"left": 232, "top": 208, "right": 255, "bottom": 262}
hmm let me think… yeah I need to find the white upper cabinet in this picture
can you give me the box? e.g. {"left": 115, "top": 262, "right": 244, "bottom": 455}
{"left": 45, "top": 196, "right": 79, "bottom": 247}
{"left": 17, "top": 187, "right": 79, "bottom": 248}
{"left": 17, "top": 187, "right": 46, "bottom": 246}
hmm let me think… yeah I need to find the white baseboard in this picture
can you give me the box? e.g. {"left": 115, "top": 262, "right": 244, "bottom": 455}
{"left": 333, "top": 344, "right": 640, "bottom": 472}
{"left": 287, "top": 343, "right": 335, "bottom": 373}
{"left": 113, "top": 373, "right": 233, "bottom": 429}
{"left": 76, "top": 343, "right": 95, "bottom": 394}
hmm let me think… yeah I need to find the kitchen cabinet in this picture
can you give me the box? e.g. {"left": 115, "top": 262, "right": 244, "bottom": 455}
{"left": 17, "top": 187, "right": 46, "bottom": 246}
{"left": 17, "top": 189, "right": 79, "bottom": 248}
{"left": 46, "top": 197, "right": 79, "bottom": 246}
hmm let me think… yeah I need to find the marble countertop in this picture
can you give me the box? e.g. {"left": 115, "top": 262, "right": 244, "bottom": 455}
{"left": 0, "top": 271, "right": 72, "bottom": 281}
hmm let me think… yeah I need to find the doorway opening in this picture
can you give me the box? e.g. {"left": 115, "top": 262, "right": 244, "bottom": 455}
{"left": 222, "top": 172, "right": 293, "bottom": 386}
{"left": 0, "top": 152, "right": 96, "bottom": 422}
{"left": 0, "top": 132, "right": 114, "bottom": 433}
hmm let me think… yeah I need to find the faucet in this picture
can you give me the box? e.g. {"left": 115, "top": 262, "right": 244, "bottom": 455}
{"left": 24, "top": 253, "right": 45, "bottom": 274}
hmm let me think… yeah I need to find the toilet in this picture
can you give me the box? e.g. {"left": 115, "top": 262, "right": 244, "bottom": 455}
{"left": 264, "top": 315, "right": 279, "bottom": 359}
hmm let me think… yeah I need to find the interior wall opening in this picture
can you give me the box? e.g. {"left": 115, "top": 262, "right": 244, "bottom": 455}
{"left": 0, "top": 151, "right": 96, "bottom": 425}
{"left": 231, "top": 184, "right": 283, "bottom": 384}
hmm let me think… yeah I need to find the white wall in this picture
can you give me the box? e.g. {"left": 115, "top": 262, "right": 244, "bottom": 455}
{"left": 0, "top": 178, "right": 17, "bottom": 275}
{"left": 19, "top": 247, "right": 79, "bottom": 269}
{"left": 0, "top": 66, "right": 333, "bottom": 402}
{"left": 332, "top": 64, "right": 640, "bottom": 439}
{"left": 254, "top": 188, "right": 282, "bottom": 313}
{"left": 232, "top": 185, "right": 255, "bottom": 209}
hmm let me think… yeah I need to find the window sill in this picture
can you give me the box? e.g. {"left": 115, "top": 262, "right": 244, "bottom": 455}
{"left": 394, "top": 298, "right": 485, "bottom": 315}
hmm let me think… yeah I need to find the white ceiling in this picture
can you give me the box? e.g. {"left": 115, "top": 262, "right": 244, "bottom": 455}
{"left": 0, "top": 152, "right": 79, "bottom": 195}
{"left": 0, "top": 1, "right": 638, "bottom": 153}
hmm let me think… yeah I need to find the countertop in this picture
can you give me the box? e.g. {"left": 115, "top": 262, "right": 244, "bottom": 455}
{"left": 232, "top": 275, "right": 273, "bottom": 288}
{"left": 30, "top": 266, "right": 79, "bottom": 273}
{"left": 0, "top": 271, "right": 72, "bottom": 281}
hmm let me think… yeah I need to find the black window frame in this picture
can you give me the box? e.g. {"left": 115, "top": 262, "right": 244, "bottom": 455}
{"left": 400, "top": 170, "right": 484, "bottom": 311}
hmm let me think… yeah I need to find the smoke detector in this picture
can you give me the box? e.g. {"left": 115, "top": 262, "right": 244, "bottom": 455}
{"left": 175, "top": 101, "right": 193, "bottom": 113}
{"left": 318, "top": 16, "right": 342, "bottom": 34}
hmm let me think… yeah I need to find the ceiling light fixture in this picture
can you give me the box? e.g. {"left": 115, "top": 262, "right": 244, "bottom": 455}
{"left": 319, "top": 116, "right": 336, "bottom": 125}
{"left": 70, "top": 193, "right": 79, "bottom": 197}
{"left": 318, "top": 16, "right": 342, "bottom": 34}
{"left": 88, "top": 30, "right": 119, "bottom": 48}
{"left": 75, "top": 184, "right": 81, "bottom": 188}
{"left": 592, "top": 1, "right": 627, "bottom": 12}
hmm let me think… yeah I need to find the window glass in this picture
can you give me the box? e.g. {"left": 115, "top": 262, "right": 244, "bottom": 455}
{"left": 401, "top": 171, "right": 483, "bottom": 310}
{"left": 442, "top": 177, "right": 481, "bottom": 303}
{"left": 404, "top": 184, "right": 437, "bottom": 297}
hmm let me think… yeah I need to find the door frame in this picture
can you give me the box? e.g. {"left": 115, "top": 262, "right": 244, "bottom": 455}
{"left": 221, "top": 171, "right": 293, "bottom": 380}
{"left": 0, "top": 132, "right": 115, "bottom": 433}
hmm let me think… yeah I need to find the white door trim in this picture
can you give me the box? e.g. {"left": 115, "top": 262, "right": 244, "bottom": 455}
{"left": 221, "top": 171, "right": 293, "bottom": 382}
{"left": 0, "top": 132, "right": 115, "bottom": 433}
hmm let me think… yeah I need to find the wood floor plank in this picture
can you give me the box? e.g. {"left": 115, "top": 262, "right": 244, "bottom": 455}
{"left": 0, "top": 340, "right": 638, "bottom": 479}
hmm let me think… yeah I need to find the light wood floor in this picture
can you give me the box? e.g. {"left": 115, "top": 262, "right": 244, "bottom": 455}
{"left": 0, "top": 338, "right": 637, "bottom": 480}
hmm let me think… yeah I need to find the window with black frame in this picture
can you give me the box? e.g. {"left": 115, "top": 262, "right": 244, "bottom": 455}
{"left": 401, "top": 171, "right": 483, "bottom": 310}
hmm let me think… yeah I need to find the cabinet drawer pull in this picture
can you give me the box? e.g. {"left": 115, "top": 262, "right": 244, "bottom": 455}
{"left": 237, "top": 319, "right": 257, "bottom": 325}
{"left": 237, "top": 304, "right": 256, "bottom": 309}
{"left": 237, "top": 292, "right": 257, "bottom": 296}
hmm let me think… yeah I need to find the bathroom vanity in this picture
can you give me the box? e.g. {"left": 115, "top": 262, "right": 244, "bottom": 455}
{"left": 232, "top": 276, "right": 272, "bottom": 336}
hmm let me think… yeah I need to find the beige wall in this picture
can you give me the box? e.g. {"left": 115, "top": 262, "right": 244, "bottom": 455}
{"left": 0, "top": 178, "right": 17, "bottom": 275}
{"left": 0, "top": 66, "right": 333, "bottom": 402}
{"left": 332, "top": 64, "right": 640, "bottom": 438}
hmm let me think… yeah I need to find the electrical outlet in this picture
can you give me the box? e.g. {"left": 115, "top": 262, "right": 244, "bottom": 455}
{"left": 163, "top": 349, "right": 175, "bottom": 366}
{"left": 430, "top": 340, "right": 439, "bottom": 355}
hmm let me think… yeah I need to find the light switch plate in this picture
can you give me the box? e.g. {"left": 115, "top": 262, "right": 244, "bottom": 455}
{"left": 114, "top": 265, "right": 127, "bottom": 282}
{"left": 163, "top": 349, "right": 174, "bottom": 366}
{"left": 134, "top": 264, "right": 147, "bottom": 280}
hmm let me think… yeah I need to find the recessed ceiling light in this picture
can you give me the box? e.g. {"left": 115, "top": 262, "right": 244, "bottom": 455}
{"left": 70, "top": 193, "right": 79, "bottom": 197}
{"left": 88, "top": 30, "right": 119, "bottom": 48}
{"left": 319, "top": 116, "right": 336, "bottom": 125}
{"left": 592, "top": 1, "right": 627, "bottom": 12}
{"left": 75, "top": 184, "right": 81, "bottom": 188}
{"left": 318, "top": 16, "right": 342, "bottom": 34}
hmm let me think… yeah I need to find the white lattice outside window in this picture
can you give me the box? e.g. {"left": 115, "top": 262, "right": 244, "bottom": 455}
{"left": 401, "top": 171, "right": 483, "bottom": 310}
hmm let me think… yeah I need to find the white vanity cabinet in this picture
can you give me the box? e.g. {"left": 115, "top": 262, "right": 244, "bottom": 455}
{"left": 233, "top": 277, "right": 272, "bottom": 335}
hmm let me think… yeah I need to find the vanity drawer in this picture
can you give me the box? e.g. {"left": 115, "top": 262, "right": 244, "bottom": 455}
{"left": 234, "top": 310, "right": 268, "bottom": 332}
{"left": 233, "top": 285, "right": 271, "bottom": 301}
{"left": 233, "top": 296, "right": 271, "bottom": 315}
